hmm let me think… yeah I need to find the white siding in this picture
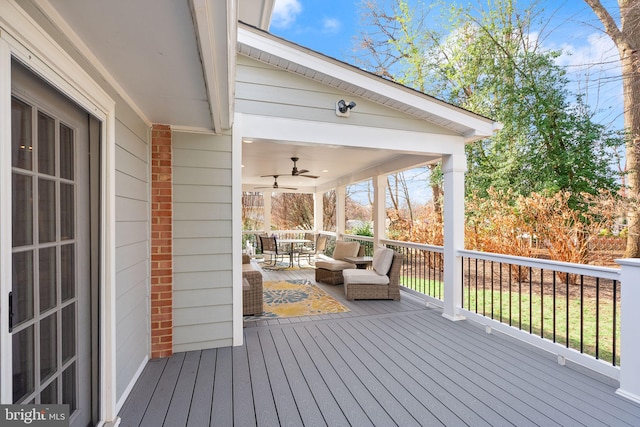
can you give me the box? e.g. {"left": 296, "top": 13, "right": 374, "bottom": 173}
{"left": 236, "top": 56, "right": 458, "bottom": 135}
{"left": 173, "top": 131, "right": 233, "bottom": 352}
{"left": 114, "top": 116, "right": 150, "bottom": 400}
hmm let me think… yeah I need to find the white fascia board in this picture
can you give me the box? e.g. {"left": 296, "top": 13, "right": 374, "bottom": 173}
{"left": 191, "top": 0, "right": 237, "bottom": 133}
{"left": 237, "top": 26, "right": 497, "bottom": 137}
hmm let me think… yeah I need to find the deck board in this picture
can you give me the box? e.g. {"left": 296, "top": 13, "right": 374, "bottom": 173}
{"left": 119, "top": 266, "right": 640, "bottom": 426}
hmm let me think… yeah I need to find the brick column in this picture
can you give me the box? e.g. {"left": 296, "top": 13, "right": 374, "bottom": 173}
{"left": 150, "top": 124, "right": 173, "bottom": 358}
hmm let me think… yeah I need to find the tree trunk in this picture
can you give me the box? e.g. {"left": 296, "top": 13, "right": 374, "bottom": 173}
{"left": 619, "top": 1, "right": 640, "bottom": 257}
{"left": 584, "top": 0, "right": 640, "bottom": 256}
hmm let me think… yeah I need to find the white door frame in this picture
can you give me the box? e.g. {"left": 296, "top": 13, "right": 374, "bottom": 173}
{"left": 0, "top": 2, "right": 118, "bottom": 424}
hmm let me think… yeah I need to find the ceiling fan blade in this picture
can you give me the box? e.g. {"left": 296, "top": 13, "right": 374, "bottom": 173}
{"left": 299, "top": 174, "right": 319, "bottom": 179}
{"left": 297, "top": 169, "right": 310, "bottom": 175}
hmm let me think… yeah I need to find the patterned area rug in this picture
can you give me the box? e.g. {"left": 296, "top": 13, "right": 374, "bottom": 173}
{"left": 244, "top": 279, "right": 349, "bottom": 321}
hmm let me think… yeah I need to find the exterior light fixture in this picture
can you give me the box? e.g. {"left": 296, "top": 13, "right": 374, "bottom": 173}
{"left": 336, "top": 99, "right": 356, "bottom": 117}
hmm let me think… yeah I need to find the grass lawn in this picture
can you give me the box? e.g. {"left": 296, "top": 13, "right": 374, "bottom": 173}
{"left": 400, "top": 276, "right": 620, "bottom": 365}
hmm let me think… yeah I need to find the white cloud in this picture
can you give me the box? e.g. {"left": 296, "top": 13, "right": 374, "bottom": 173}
{"left": 322, "top": 18, "right": 341, "bottom": 34}
{"left": 272, "top": 0, "right": 302, "bottom": 29}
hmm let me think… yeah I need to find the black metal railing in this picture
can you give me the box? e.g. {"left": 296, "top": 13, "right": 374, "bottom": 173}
{"left": 460, "top": 252, "right": 621, "bottom": 366}
{"left": 383, "top": 240, "right": 444, "bottom": 301}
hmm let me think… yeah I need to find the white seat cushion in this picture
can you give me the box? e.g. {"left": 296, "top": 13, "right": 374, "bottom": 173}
{"left": 372, "top": 247, "right": 394, "bottom": 275}
{"left": 342, "top": 269, "right": 390, "bottom": 285}
{"left": 315, "top": 260, "right": 357, "bottom": 271}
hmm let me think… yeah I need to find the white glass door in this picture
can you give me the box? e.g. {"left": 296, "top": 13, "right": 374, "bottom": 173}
{"left": 11, "top": 61, "right": 92, "bottom": 427}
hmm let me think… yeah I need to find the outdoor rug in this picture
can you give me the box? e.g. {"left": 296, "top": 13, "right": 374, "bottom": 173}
{"left": 244, "top": 279, "right": 349, "bottom": 321}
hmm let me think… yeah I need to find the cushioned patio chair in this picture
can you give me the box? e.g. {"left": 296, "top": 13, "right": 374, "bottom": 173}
{"left": 299, "top": 234, "right": 328, "bottom": 265}
{"left": 314, "top": 240, "right": 362, "bottom": 285}
{"left": 343, "top": 247, "right": 402, "bottom": 301}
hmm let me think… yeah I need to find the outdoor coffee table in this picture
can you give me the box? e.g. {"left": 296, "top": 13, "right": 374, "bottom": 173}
{"left": 344, "top": 256, "right": 374, "bottom": 269}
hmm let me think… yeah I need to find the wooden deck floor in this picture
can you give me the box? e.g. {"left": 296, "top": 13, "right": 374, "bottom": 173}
{"left": 118, "top": 265, "right": 640, "bottom": 426}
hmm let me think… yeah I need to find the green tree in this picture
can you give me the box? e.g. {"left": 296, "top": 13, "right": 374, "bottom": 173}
{"left": 356, "top": 0, "right": 622, "bottom": 208}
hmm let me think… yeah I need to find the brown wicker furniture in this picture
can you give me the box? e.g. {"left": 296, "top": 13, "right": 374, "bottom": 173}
{"left": 343, "top": 249, "right": 402, "bottom": 301}
{"left": 314, "top": 241, "right": 362, "bottom": 285}
{"left": 242, "top": 254, "right": 263, "bottom": 315}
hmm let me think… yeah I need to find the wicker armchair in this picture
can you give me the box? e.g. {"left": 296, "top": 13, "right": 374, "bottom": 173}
{"left": 343, "top": 249, "right": 402, "bottom": 301}
{"left": 242, "top": 254, "right": 263, "bottom": 315}
{"left": 314, "top": 241, "right": 362, "bottom": 285}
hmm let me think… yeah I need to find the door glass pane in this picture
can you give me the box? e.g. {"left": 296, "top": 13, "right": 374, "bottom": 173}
{"left": 12, "top": 250, "right": 34, "bottom": 325}
{"left": 62, "top": 363, "right": 76, "bottom": 413}
{"left": 39, "top": 247, "right": 57, "bottom": 313}
{"left": 60, "top": 124, "right": 74, "bottom": 180}
{"left": 38, "top": 112, "right": 55, "bottom": 176}
{"left": 41, "top": 378, "right": 58, "bottom": 404}
{"left": 11, "top": 97, "right": 33, "bottom": 170}
{"left": 38, "top": 178, "right": 56, "bottom": 243}
{"left": 60, "top": 183, "right": 74, "bottom": 240}
{"left": 12, "top": 173, "right": 33, "bottom": 247}
{"left": 40, "top": 313, "right": 57, "bottom": 382}
{"left": 62, "top": 303, "right": 75, "bottom": 364}
{"left": 12, "top": 325, "right": 34, "bottom": 403}
{"left": 61, "top": 244, "right": 75, "bottom": 302}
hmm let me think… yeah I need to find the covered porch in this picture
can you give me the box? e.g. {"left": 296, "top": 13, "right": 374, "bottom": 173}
{"left": 119, "top": 266, "right": 640, "bottom": 426}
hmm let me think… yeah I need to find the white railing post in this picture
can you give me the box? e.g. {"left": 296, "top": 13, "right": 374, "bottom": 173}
{"left": 263, "top": 192, "right": 272, "bottom": 232}
{"left": 336, "top": 185, "right": 346, "bottom": 238}
{"left": 373, "top": 175, "right": 387, "bottom": 249}
{"left": 442, "top": 152, "right": 466, "bottom": 321}
{"left": 314, "top": 191, "right": 323, "bottom": 233}
{"left": 616, "top": 258, "right": 640, "bottom": 404}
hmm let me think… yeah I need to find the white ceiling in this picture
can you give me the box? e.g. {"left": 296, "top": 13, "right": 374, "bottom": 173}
{"left": 241, "top": 139, "right": 437, "bottom": 193}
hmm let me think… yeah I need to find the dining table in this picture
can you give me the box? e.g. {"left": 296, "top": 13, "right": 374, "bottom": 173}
{"left": 277, "top": 238, "right": 311, "bottom": 266}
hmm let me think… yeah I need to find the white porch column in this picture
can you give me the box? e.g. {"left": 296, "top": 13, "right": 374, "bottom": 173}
{"left": 314, "top": 191, "right": 323, "bottom": 232}
{"left": 442, "top": 153, "right": 466, "bottom": 321}
{"left": 263, "top": 192, "right": 272, "bottom": 232}
{"left": 373, "top": 175, "right": 387, "bottom": 249}
{"left": 615, "top": 259, "right": 640, "bottom": 404}
{"left": 336, "top": 185, "right": 346, "bottom": 237}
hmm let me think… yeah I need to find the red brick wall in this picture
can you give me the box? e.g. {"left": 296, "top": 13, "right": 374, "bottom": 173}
{"left": 150, "top": 124, "right": 173, "bottom": 358}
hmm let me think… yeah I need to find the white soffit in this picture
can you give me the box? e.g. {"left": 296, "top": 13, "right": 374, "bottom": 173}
{"left": 36, "top": 0, "right": 235, "bottom": 132}
{"left": 237, "top": 23, "right": 500, "bottom": 141}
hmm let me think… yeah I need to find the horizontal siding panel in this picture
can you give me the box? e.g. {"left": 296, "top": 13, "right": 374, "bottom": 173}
{"left": 174, "top": 288, "right": 233, "bottom": 308}
{"left": 173, "top": 184, "right": 231, "bottom": 203}
{"left": 116, "top": 144, "right": 149, "bottom": 182}
{"left": 173, "top": 338, "right": 232, "bottom": 353}
{"left": 173, "top": 148, "right": 232, "bottom": 169}
{"left": 173, "top": 322, "right": 232, "bottom": 346}
{"left": 173, "top": 254, "right": 232, "bottom": 273}
{"left": 173, "top": 237, "right": 232, "bottom": 255}
{"left": 174, "top": 203, "right": 231, "bottom": 221}
{"left": 116, "top": 221, "right": 148, "bottom": 248}
{"left": 174, "top": 220, "right": 232, "bottom": 238}
{"left": 173, "top": 166, "right": 231, "bottom": 185}
{"left": 116, "top": 278, "right": 148, "bottom": 331}
{"left": 115, "top": 261, "right": 148, "bottom": 299}
{"left": 116, "top": 170, "right": 148, "bottom": 201}
{"left": 116, "top": 241, "right": 148, "bottom": 273}
{"left": 116, "top": 120, "right": 149, "bottom": 162}
{"left": 174, "top": 304, "right": 233, "bottom": 326}
{"left": 116, "top": 197, "right": 148, "bottom": 222}
{"left": 173, "top": 271, "right": 232, "bottom": 291}
{"left": 173, "top": 131, "right": 231, "bottom": 151}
